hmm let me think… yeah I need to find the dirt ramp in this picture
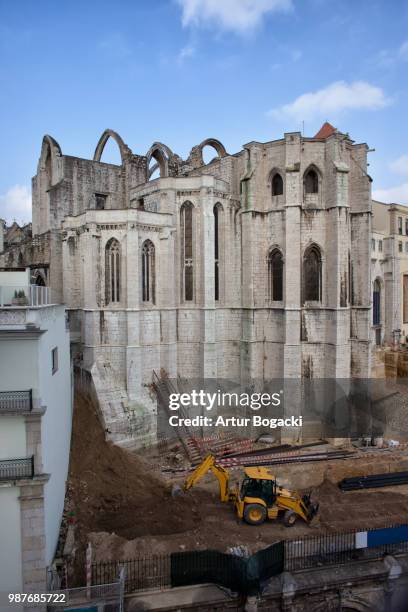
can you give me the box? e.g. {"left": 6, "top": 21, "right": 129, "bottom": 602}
{"left": 67, "top": 392, "right": 199, "bottom": 547}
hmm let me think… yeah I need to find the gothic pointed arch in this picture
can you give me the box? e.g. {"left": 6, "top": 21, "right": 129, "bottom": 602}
{"left": 141, "top": 239, "right": 156, "bottom": 303}
{"left": 146, "top": 142, "right": 173, "bottom": 179}
{"left": 198, "top": 138, "right": 227, "bottom": 159}
{"left": 303, "top": 164, "right": 322, "bottom": 194}
{"left": 188, "top": 138, "right": 228, "bottom": 167}
{"left": 302, "top": 243, "right": 322, "bottom": 303}
{"left": 38, "top": 135, "right": 62, "bottom": 181}
{"left": 373, "top": 277, "right": 382, "bottom": 327}
{"left": 180, "top": 201, "right": 195, "bottom": 302}
{"left": 268, "top": 167, "right": 284, "bottom": 197}
{"left": 267, "top": 247, "right": 284, "bottom": 301}
{"left": 105, "top": 237, "right": 121, "bottom": 304}
{"left": 40, "top": 135, "right": 62, "bottom": 163}
{"left": 93, "top": 129, "right": 132, "bottom": 163}
{"left": 213, "top": 202, "right": 224, "bottom": 301}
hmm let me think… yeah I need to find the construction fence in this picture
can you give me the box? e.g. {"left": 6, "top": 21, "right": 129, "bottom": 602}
{"left": 86, "top": 523, "right": 408, "bottom": 596}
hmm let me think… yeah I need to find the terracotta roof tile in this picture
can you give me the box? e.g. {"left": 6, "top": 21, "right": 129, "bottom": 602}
{"left": 314, "top": 122, "right": 337, "bottom": 139}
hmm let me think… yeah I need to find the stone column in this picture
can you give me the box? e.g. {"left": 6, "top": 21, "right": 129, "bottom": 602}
{"left": 82, "top": 224, "right": 99, "bottom": 310}
{"left": 158, "top": 226, "right": 177, "bottom": 378}
{"left": 199, "top": 185, "right": 216, "bottom": 378}
{"left": 25, "top": 409, "right": 45, "bottom": 475}
{"left": 283, "top": 133, "right": 302, "bottom": 444}
{"left": 126, "top": 224, "right": 140, "bottom": 400}
{"left": 19, "top": 477, "right": 49, "bottom": 598}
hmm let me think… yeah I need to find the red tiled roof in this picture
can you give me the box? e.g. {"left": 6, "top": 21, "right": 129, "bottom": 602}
{"left": 314, "top": 122, "right": 337, "bottom": 139}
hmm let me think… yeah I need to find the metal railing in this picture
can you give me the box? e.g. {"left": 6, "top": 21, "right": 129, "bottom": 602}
{"left": 0, "top": 284, "right": 52, "bottom": 307}
{"left": 0, "top": 456, "right": 34, "bottom": 481}
{"left": 86, "top": 524, "right": 408, "bottom": 595}
{"left": 0, "top": 389, "right": 32, "bottom": 412}
{"left": 284, "top": 526, "right": 408, "bottom": 572}
{"left": 92, "top": 556, "right": 171, "bottom": 593}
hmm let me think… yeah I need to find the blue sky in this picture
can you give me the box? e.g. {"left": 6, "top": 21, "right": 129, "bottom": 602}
{"left": 0, "top": 0, "right": 408, "bottom": 223}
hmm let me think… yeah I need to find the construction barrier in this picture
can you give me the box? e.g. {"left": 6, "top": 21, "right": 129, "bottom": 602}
{"left": 88, "top": 524, "right": 408, "bottom": 596}
{"left": 170, "top": 542, "right": 284, "bottom": 595}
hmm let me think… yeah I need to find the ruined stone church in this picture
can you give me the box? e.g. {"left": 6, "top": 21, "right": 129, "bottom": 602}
{"left": 0, "top": 122, "right": 372, "bottom": 447}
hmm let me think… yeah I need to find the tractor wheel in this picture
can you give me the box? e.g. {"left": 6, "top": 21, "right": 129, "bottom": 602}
{"left": 283, "top": 510, "right": 297, "bottom": 527}
{"left": 243, "top": 503, "right": 267, "bottom": 526}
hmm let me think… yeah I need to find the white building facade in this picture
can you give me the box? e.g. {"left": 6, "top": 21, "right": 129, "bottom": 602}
{"left": 0, "top": 270, "right": 72, "bottom": 597}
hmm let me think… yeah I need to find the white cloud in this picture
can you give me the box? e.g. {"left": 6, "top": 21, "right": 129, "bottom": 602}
{"left": 177, "top": 44, "right": 196, "bottom": 63}
{"left": 390, "top": 154, "right": 408, "bottom": 177}
{"left": 268, "top": 80, "right": 391, "bottom": 121}
{"left": 373, "top": 184, "right": 408, "bottom": 205}
{"left": 0, "top": 185, "right": 32, "bottom": 225}
{"left": 177, "top": 0, "right": 293, "bottom": 33}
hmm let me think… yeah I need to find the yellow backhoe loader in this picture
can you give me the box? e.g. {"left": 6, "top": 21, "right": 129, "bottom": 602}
{"left": 183, "top": 454, "right": 318, "bottom": 527}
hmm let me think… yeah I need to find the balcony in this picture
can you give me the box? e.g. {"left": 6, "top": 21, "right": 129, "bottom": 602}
{"left": 0, "top": 284, "right": 52, "bottom": 307}
{"left": 0, "top": 457, "right": 34, "bottom": 481}
{"left": 0, "top": 390, "right": 33, "bottom": 412}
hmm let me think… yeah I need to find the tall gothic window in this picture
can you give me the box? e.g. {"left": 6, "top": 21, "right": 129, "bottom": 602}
{"left": 272, "top": 173, "right": 283, "bottom": 196}
{"left": 181, "top": 202, "right": 194, "bottom": 301}
{"left": 105, "top": 238, "right": 120, "bottom": 304}
{"left": 142, "top": 240, "right": 155, "bottom": 303}
{"left": 268, "top": 249, "right": 283, "bottom": 301}
{"left": 373, "top": 279, "right": 381, "bottom": 326}
{"left": 303, "top": 245, "right": 322, "bottom": 303}
{"left": 214, "top": 203, "right": 223, "bottom": 301}
{"left": 304, "top": 169, "right": 319, "bottom": 194}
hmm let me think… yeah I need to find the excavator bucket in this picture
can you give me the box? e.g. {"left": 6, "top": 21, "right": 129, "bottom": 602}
{"left": 302, "top": 493, "right": 319, "bottom": 522}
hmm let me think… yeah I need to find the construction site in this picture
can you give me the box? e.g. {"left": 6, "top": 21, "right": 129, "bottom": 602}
{"left": 44, "top": 346, "right": 408, "bottom": 610}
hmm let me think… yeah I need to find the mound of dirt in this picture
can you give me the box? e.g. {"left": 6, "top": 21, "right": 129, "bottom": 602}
{"left": 312, "top": 478, "right": 408, "bottom": 531}
{"left": 67, "top": 393, "right": 200, "bottom": 549}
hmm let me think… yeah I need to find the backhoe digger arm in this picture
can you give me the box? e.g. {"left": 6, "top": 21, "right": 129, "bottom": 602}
{"left": 183, "top": 454, "right": 231, "bottom": 502}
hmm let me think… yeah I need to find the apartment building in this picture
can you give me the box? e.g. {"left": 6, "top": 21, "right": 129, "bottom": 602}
{"left": 0, "top": 269, "right": 72, "bottom": 597}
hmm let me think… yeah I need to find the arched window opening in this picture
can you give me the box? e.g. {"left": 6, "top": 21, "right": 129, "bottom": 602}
{"left": 181, "top": 202, "right": 194, "bottom": 301}
{"left": 268, "top": 249, "right": 283, "bottom": 301}
{"left": 202, "top": 145, "right": 219, "bottom": 165}
{"left": 303, "top": 245, "right": 322, "bottom": 303}
{"left": 142, "top": 240, "right": 155, "bottom": 304}
{"left": 67, "top": 237, "right": 75, "bottom": 256}
{"left": 97, "top": 137, "right": 122, "bottom": 165}
{"left": 213, "top": 204, "right": 224, "bottom": 301}
{"left": 214, "top": 206, "right": 219, "bottom": 301}
{"left": 95, "top": 193, "right": 107, "bottom": 210}
{"left": 304, "top": 169, "right": 319, "bottom": 194}
{"left": 17, "top": 252, "right": 24, "bottom": 267}
{"left": 272, "top": 173, "right": 283, "bottom": 197}
{"left": 373, "top": 280, "right": 381, "bottom": 326}
{"left": 35, "top": 274, "right": 45, "bottom": 287}
{"left": 105, "top": 239, "right": 121, "bottom": 304}
{"left": 149, "top": 159, "right": 160, "bottom": 180}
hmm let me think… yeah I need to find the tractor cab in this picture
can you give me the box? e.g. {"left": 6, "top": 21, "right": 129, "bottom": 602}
{"left": 235, "top": 467, "right": 281, "bottom": 525}
{"left": 240, "top": 471, "right": 277, "bottom": 507}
